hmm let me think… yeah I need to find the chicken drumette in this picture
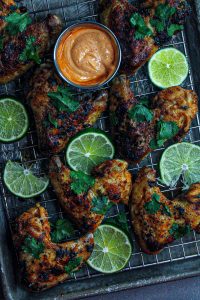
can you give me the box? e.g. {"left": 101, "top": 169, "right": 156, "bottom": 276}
{"left": 13, "top": 203, "right": 94, "bottom": 291}
{"left": 99, "top": 0, "right": 191, "bottom": 75}
{"left": 49, "top": 157, "right": 132, "bottom": 232}
{"left": 109, "top": 75, "right": 198, "bottom": 164}
{"left": 130, "top": 167, "right": 200, "bottom": 255}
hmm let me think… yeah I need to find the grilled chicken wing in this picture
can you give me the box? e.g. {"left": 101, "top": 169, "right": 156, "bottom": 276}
{"left": 49, "top": 157, "right": 132, "bottom": 232}
{"left": 99, "top": 0, "right": 190, "bottom": 75}
{"left": 0, "top": 14, "right": 62, "bottom": 84}
{"left": 109, "top": 75, "right": 198, "bottom": 164}
{"left": 27, "top": 63, "right": 108, "bottom": 154}
{"left": 130, "top": 167, "right": 200, "bottom": 255}
{"left": 13, "top": 203, "right": 94, "bottom": 291}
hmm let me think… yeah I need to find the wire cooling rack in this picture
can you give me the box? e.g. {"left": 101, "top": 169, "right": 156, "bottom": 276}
{"left": 0, "top": 0, "right": 200, "bottom": 285}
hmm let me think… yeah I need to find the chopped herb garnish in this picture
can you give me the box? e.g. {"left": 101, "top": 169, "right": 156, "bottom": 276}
{"left": 167, "top": 24, "right": 184, "bottom": 37}
{"left": 91, "top": 196, "right": 114, "bottom": 215}
{"left": 130, "top": 13, "right": 153, "bottom": 40}
{"left": 128, "top": 103, "right": 153, "bottom": 123}
{"left": 5, "top": 12, "right": 32, "bottom": 35}
{"left": 106, "top": 211, "right": 129, "bottom": 233}
{"left": 50, "top": 219, "right": 75, "bottom": 243}
{"left": 110, "top": 111, "right": 119, "bottom": 126}
{"left": 22, "top": 236, "right": 44, "bottom": 259}
{"left": 48, "top": 113, "right": 58, "bottom": 128}
{"left": 144, "top": 193, "right": 171, "bottom": 216}
{"left": 19, "top": 36, "right": 41, "bottom": 64}
{"left": 64, "top": 257, "right": 82, "bottom": 275}
{"left": 48, "top": 86, "right": 80, "bottom": 113}
{"left": 70, "top": 171, "right": 95, "bottom": 195}
{"left": 169, "top": 223, "right": 191, "bottom": 239}
{"left": 150, "top": 120, "right": 179, "bottom": 149}
{"left": 0, "top": 36, "right": 4, "bottom": 51}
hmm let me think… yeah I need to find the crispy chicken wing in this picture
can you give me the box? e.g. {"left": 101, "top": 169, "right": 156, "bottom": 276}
{"left": 130, "top": 167, "right": 200, "bottom": 255}
{"left": 99, "top": 0, "right": 190, "bottom": 75}
{"left": 49, "top": 157, "right": 132, "bottom": 232}
{"left": 27, "top": 63, "right": 108, "bottom": 154}
{"left": 13, "top": 203, "right": 94, "bottom": 291}
{"left": 0, "top": 14, "right": 62, "bottom": 84}
{"left": 109, "top": 75, "right": 198, "bottom": 164}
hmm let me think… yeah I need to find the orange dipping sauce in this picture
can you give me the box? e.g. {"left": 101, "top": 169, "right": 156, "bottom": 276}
{"left": 56, "top": 23, "right": 119, "bottom": 87}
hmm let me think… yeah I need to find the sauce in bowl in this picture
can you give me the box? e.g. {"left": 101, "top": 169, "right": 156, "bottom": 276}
{"left": 55, "top": 23, "right": 121, "bottom": 88}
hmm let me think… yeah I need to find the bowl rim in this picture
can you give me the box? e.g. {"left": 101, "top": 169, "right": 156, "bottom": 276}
{"left": 53, "top": 20, "right": 122, "bottom": 90}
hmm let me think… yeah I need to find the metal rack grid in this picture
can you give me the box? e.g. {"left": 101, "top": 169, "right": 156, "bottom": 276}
{"left": 0, "top": 0, "right": 200, "bottom": 285}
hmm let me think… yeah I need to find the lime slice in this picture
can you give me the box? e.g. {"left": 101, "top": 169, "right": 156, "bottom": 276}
{"left": 0, "top": 97, "right": 29, "bottom": 142}
{"left": 66, "top": 128, "right": 115, "bottom": 175}
{"left": 148, "top": 48, "right": 189, "bottom": 89}
{"left": 160, "top": 142, "right": 200, "bottom": 188}
{"left": 4, "top": 161, "right": 49, "bottom": 198}
{"left": 87, "top": 224, "right": 132, "bottom": 274}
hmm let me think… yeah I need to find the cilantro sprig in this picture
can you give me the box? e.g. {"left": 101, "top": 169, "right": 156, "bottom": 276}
{"left": 106, "top": 211, "right": 129, "bottom": 233}
{"left": 64, "top": 257, "right": 82, "bottom": 275}
{"left": 70, "top": 171, "right": 95, "bottom": 195}
{"left": 22, "top": 236, "right": 44, "bottom": 259}
{"left": 51, "top": 219, "right": 75, "bottom": 243}
{"left": 128, "top": 103, "right": 153, "bottom": 123}
{"left": 48, "top": 86, "right": 80, "bottom": 113}
{"left": 169, "top": 223, "right": 191, "bottom": 239}
{"left": 150, "top": 120, "right": 179, "bottom": 149}
{"left": 19, "top": 36, "right": 41, "bottom": 64}
{"left": 130, "top": 13, "right": 153, "bottom": 40}
{"left": 144, "top": 193, "right": 171, "bottom": 216}
{"left": 91, "top": 196, "right": 114, "bottom": 215}
{"left": 5, "top": 12, "right": 32, "bottom": 36}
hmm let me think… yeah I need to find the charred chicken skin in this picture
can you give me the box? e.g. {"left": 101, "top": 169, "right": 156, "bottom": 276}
{"left": 130, "top": 167, "right": 200, "bottom": 255}
{"left": 0, "top": 11, "right": 62, "bottom": 84}
{"left": 99, "top": 0, "right": 190, "bottom": 75}
{"left": 109, "top": 75, "right": 198, "bottom": 164}
{"left": 27, "top": 63, "right": 108, "bottom": 154}
{"left": 49, "top": 157, "right": 132, "bottom": 232}
{"left": 13, "top": 203, "right": 94, "bottom": 291}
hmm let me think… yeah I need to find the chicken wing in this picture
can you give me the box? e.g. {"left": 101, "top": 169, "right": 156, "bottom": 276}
{"left": 49, "top": 157, "right": 132, "bottom": 232}
{"left": 109, "top": 75, "right": 198, "bottom": 164}
{"left": 13, "top": 203, "right": 94, "bottom": 291}
{"left": 99, "top": 0, "right": 190, "bottom": 75}
{"left": 0, "top": 13, "right": 62, "bottom": 84}
{"left": 27, "top": 63, "right": 108, "bottom": 154}
{"left": 130, "top": 167, "right": 200, "bottom": 255}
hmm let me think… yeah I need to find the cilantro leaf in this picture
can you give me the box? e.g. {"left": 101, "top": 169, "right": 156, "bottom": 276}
{"left": 5, "top": 12, "right": 32, "bottom": 35}
{"left": 144, "top": 193, "right": 161, "bottom": 214}
{"left": 91, "top": 196, "right": 114, "bottom": 215}
{"left": 169, "top": 223, "right": 191, "bottom": 239}
{"left": 155, "top": 4, "right": 176, "bottom": 20}
{"left": 128, "top": 104, "right": 153, "bottom": 123}
{"left": 50, "top": 219, "right": 75, "bottom": 243}
{"left": 64, "top": 257, "right": 82, "bottom": 275}
{"left": 150, "top": 19, "right": 164, "bottom": 33}
{"left": 130, "top": 13, "right": 153, "bottom": 40}
{"left": 22, "top": 236, "right": 44, "bottom": 259}
{"left": 48, "top": 86, "right": 80, "bottom": 113}
{"left": 0, "top": 36, "right": 4, "bottom": 51}
{"left": 106, "top": 212, "right": 129, "bottom": 233}
{"left": 162, "top": 204, "right": 172, "bottom": 217}
{"left": 70, "top": 171, "right": 95, "bottom": 195}
{"left": 48, "top": 113, "right": 58, "bottom": 128}
{"left": 19, "top": 36, "right": 41, "bottom": 64}
{"left": 167, "top": 24, "right": 184, "bottom": 37}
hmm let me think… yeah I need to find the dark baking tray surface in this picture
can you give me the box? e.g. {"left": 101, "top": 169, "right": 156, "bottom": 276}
{"left": 1, "top": 1, "right": 200, "bottom": 299}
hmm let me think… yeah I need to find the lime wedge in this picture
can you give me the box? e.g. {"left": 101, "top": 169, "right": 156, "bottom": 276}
{"left": 66, "top": 128, "right": 115, "bottom": 175}
{"left": 87, "top": 224, "right": 132, "bottom": 274}
{"left": 148, "top": 48, "right": 189, "bottom": 89}
{"left": 4, "top": 161, "right": 49, "bottom": 198}
{"left": 160, "top": 142, "right": 200, "bottom": 188}
{"left": 0, "top": 97, "right": 29, "bottom": 142}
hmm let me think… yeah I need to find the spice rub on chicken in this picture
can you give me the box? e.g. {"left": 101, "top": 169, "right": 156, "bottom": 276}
{"left": 0, "top": 8, "right": 62, "bottom": 84}
{"left": 49, "top": 157, "right": 132, "bottom": 233}
{"left": 13, "top": 204, "right": 94, "bottom": 291}
{"left": 109, "top": 75, "right": 198, "bottom": 164}
{"left": 99, "top": 0, "right": 191, "bottom": 75}
{"left": 27, "top": 63, "right": 108, "bottom": 154}
{"left": 130, "top": 167, "right": 200, "bottom": 255}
